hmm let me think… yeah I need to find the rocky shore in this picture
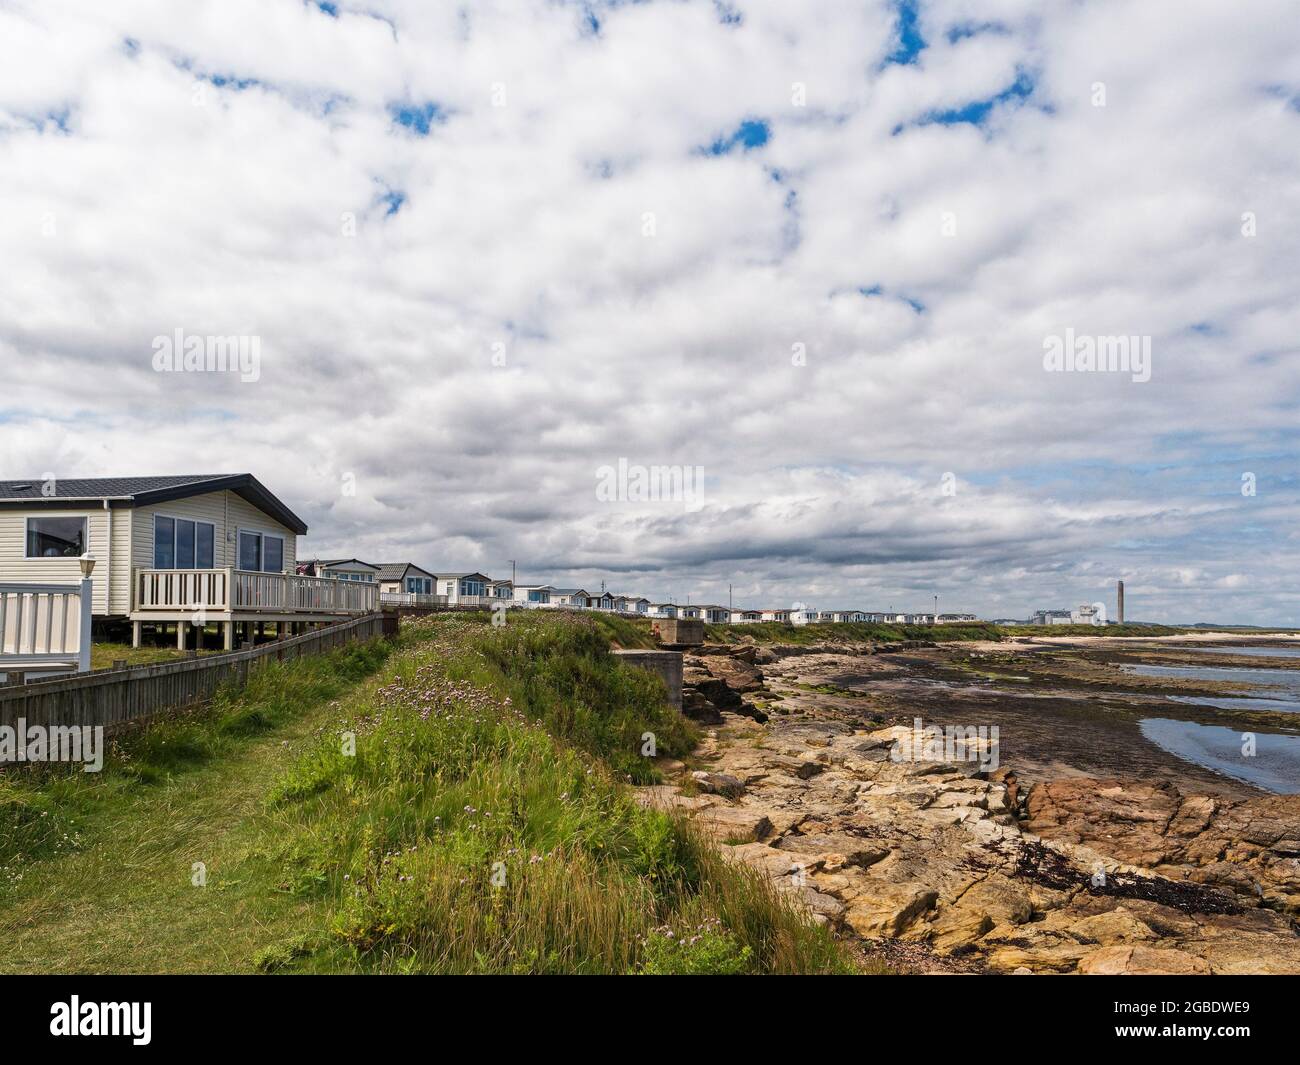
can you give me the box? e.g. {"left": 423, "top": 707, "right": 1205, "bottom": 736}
{"left": 638, "top": 642, "right": 1300, "bottom": 974}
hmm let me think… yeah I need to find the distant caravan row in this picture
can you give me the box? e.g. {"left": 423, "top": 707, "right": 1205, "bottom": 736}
{"left": 321, "top": 560, "right": 981, "bottom": 625}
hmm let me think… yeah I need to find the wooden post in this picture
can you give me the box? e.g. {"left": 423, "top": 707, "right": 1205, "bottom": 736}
{"left": 176, "top": 622, "right": 186, "bottom": 651}
{"left": 223, "top": 621, "right": 234, "bottom": 651}
{"left": 131, "top": 620, "right": 142, "bottom": 648}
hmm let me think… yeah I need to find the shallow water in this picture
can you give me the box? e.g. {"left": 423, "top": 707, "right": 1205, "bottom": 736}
{"left": 1174, "top": 645, "right": 1300, "bottom": 660}
{"left": 1139, "top": 718, "right": 1300, "bottom": 794}
{"left": 1124, "top": 662, "right": 1300, "bottom": 712}
{"left": 1168, "top": 694, "right": 1300, "bottom": 714}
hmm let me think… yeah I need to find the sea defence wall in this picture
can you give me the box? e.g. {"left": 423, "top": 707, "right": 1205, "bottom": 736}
{"left": 611, "top": 649, "right": 683, "bottom": 710}
{"left": 651, "top": 618, "right": 704, "bottom": 647}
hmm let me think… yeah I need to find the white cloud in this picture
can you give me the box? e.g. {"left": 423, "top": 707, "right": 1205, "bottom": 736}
{"left": 1, "top": 0, "right": 1297, "bottom": 623}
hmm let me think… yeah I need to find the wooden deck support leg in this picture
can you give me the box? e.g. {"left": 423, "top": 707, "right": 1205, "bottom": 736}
{"left": 176, "top": 622, "right": 186, "bottom": 650}
{"left": 223, "top": 621, "right": 234, "bottom": 651}
{"left": 132, "top": 620, "right": 142, "bottom": 648}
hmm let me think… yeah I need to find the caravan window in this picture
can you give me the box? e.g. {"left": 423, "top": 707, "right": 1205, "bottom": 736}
{"left": 154, "top": 515, "right": 217, "bottom": 569}
{"left": 25, "top": 516, "right": 87, "bottom": 558}
{"left": 238, "top": 530, "right": 286, "bottom": 573}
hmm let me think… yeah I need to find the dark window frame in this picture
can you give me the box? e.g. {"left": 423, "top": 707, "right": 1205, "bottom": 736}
{"left": 153, "top": 514, "right": 218, "bottom": 570}
{"left": 24, "top": 515, "right": 88, "bottom": 559}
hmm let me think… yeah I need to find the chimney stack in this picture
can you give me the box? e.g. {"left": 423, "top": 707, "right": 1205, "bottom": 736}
{"left": 1117, "top": 580, "right": 1125, "bottom": 624}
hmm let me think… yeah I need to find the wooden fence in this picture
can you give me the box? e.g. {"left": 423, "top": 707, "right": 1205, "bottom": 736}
{"left": 0, "top": 579, "right": 92, "bottom": 678}
{"left": 0, "top": 612, "right": 392, "bottom": 734}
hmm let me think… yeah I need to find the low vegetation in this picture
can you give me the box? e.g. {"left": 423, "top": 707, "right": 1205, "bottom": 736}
{"left": 2, "top": 612, "right": 856, "bottom": 975}
{"left": 265, "top": 613, "right": 849, "bottom": 973}
{"left": 89, "top": 642, "right": 219, "bottom": 670}
{"left": 2, "top": 638, "right": 394, "bottom": 876}
{"left": 997, "top": 623, "right": 1192, "bottom": 637}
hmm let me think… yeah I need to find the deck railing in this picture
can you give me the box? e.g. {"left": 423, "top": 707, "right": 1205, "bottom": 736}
{"left": 379, "top": 591, "right": 449, "bottom": 608}
{"left": 0, "top": 579, "right": 92, "bottom": 677}
{"left": 134, "top": 569, "right": 377, "bottom": 615}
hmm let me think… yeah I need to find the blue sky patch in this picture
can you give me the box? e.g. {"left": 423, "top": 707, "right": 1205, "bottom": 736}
{"left": 390, "top": 101, "right": 446, "bottom": 135}
{"left": 208, "top": 74, "right": 260, "bottom": 91}
{"left": 704, "top": 118, "right": 770, "bottom": 155}
{"left": 886, "top": 1, "right": 925, "bottom": 65}
{"left": 857, "top": 286, "right": 925, "bottom": 313}
{"left": 899, "top": 68, "right": 1036, "bottom": 132}
{"left": 314, "top": 1, "right": 339, "bottom": 16}
{"left": 378, "top": 188, "right": 406, "bottom": 216}
{"left": 946, "top": 21, "right": 1008, "bottom": 44}
{"left": 714, "top": 1, "right": 742, "bottom": 25}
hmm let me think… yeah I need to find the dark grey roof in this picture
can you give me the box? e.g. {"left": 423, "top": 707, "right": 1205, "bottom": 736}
{"left": 0, "top": 474, "right": 308, "bottom": 534}
{"left": 317, "top": 558, "right": 380, "bottom": 570}
{"left": 376, "top": 562, "right": 433, "bottom": 581}
{"left": 0, "top": 474, "right": 228, "bottom": 500}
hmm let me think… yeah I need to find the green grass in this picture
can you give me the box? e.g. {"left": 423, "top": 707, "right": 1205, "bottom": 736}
{"left": 2, "top": 612, "right": 857, "bottom": 975}
{"left": 997, "top": 623, "right": 1194, "bottom": 637}
{"left": 585, "top": 612, "right": 660, "bottom": 649}
{"left": 704, "top": 621, "right": 1002, "bottom": 644}
{"left": 89, "top": 642, "right": 217, "bottom": 670}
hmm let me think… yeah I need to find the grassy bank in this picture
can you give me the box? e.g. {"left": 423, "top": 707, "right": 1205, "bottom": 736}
{"left": 2, "top": 613, "right": 854, "bottom": 975}
{"left": 998, "top": 623, "right": 1194, "bottom": 637}
{"left": 89, "top": 642, "right": 221, "bottom": 669}
{"left": 263, "top": 612, "right": 849, "bottom": 973}
{"left": 704, "top": 620, "right": 1002, "bottom": 644}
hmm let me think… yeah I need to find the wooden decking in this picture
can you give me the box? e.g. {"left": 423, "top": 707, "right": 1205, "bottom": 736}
{"left": 131, "top": 568, "right": 377, "bottom": 623}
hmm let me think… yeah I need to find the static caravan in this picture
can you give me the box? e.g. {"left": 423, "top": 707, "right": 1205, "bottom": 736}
{"left": 377, "top": 562, "right": 436, "bottom": 597}
{"left": 434, "top": 572, "right": 493, "bottom": 606}
{"left": 0, "top": 473, "right": 375, "bottom": 649}
{"left": 730, "top": 610, "right": 762, "bottom": 623}
{"left": 701, "top": 606, "right": 731, "bottom": 623}
{"left": 550, "top": 588, "right": 590, "bottom": 609}
{"left": 306, "top": 558, "right": 380, "bottom": 583}
{"left": 513, "top": 584, "right": 557, "bottom": 607}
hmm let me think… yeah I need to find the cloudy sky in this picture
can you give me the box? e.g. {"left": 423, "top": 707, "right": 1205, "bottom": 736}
{"left": 2, "top": 0, "right": 1298, "bottom": 623}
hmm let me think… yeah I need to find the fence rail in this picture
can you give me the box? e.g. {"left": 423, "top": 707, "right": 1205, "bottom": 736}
{"left": 379, "top": 591, "right": 450, "bottom": 608}
{"left": 0, "top": 612, "right": 390, "bottom": 734}
{"left": 0, "top": 579, "right": 92, "bottom": 677}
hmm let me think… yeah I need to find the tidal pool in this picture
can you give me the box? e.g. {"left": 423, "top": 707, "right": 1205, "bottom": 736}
{"left": 1124, "top": 662, "right": 1300, "bottom": 713}
{"left": 1175, "top": 645, "right": 1300, "bottom": 660}
{"left": 1139, "top": 718, "right": 1300, "bottom": 794}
